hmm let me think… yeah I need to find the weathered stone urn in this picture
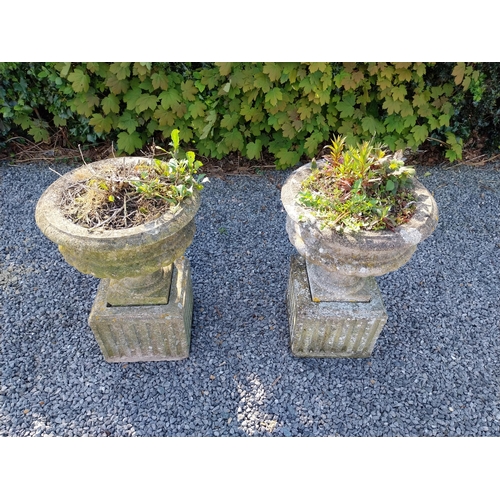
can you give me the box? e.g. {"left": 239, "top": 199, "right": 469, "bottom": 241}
{"left": 281, "top": 163, "right": 438, "bottom": 358}
{"left": 35, "top": 157, "right": 201, "bottom": 363}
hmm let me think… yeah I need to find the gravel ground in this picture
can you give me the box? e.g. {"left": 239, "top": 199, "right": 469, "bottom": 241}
{"left": 1, "top": 160, "right": 499, "bottom": 437}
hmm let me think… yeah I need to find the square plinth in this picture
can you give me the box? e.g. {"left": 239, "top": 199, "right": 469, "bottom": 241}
{"left": 88, "top": 257, "right": 193, "bottom": 363}
{"left": 287, "top": 255, "right": 388, "bottom": 358}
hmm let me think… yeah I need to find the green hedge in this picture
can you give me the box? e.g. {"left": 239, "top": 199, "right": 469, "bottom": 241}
{"left": 1, "top": 62, "right": 497, "bottom": 168}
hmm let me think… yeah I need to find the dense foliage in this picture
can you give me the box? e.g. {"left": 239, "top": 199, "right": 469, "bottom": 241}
{"left": 298, "top": 135, "right": 417, "bottom": 232}
{"left": 1, "top": 62, "right": 499, "bottom": 168}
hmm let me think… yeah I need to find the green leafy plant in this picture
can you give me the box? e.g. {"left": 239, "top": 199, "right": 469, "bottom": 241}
{"left": 298, "top": 135, "right": 417, "bottom": 232}
{"left": 2, "top": 62, "right": 493, "bottom": 167}
{"left": 63, "top": 129, "right": 204, "bottom": 229}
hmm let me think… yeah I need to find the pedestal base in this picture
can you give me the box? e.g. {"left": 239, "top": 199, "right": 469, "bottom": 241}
{"left": 88, "top": 257, "right": 193, "bottom": 363}
{"left": 287, "top": 255, "right": 388, "bottom": 358}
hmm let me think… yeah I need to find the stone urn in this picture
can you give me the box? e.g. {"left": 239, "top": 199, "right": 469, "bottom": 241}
{"left": 281, "top": 162, "right": 438, "bottom": 358}
{"left": 35, "top": 157, "right": 201, "bottom": 363}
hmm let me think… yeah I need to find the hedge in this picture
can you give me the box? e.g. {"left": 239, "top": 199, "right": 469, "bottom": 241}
{"left": 1, "top": 62, "right": 498, "bottom": 168}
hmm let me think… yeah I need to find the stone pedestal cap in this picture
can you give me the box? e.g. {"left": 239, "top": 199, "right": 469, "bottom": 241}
{"left": 35, "top": 157, "right": 201, "bottom": 279}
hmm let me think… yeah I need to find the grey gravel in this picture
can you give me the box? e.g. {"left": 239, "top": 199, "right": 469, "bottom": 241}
{"left": 1, "top": 160, "right": 499, "bottom": 437}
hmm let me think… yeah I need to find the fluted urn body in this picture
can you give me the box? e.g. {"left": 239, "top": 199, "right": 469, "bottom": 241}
{"left": 35, "top": 157, "right": 200, "bottom": 283}
{"left": 281, "top": 163, "right": 438, "bottom": 302}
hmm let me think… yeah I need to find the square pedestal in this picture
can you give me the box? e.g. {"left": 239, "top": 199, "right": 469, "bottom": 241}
{"left": 88, "top": 257, "right": 193, "bottom": 363}
{"left": 287, "top": 255, "right": 388, "bottom": 358}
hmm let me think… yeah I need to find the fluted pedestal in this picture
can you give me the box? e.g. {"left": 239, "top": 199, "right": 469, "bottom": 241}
{"left": 88, "top": 257, "right": 193, "bottom": 362}
{"left": 287, "top": 256, "right": 387, "bottom": 358}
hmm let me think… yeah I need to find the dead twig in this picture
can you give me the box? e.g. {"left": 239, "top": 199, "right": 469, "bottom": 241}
{"left": 48, "top": 167, "right": 64, "bottom": 177}
{"left": 88, "top": 206, "right": 124, "bottom": 231}
{"left": 78, "top": 144, "right": 88, "bottom": 166}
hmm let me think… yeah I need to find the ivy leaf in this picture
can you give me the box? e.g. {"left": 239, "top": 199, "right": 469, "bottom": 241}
{"left": 281, "top": 120, "right": 297, "bottom": 139}
{"left": 384, "top": 114, "right": 404, "bottom": 133}
{"left": 151, "top": 72, "right": 169, "bottom": 90}
{"left": 403, "top": 114, "right": 417, "bottom": 128}
{"left": 216, "top": 62, "right": 233, "bottom": 76}
{"left": 392, "top": 85, "right": 407, "bottom": 102}
{"left": 413, "top": 62, "right": 426, "bottom": 77}
{"left": 246, "top": 139, "right": 262, "bottom": 160}
{"left": 53, "top": 116, "right": 67, "bottom": 127}
{"left": 439, "top": 114, "right": 451, "bottom": 127}
{"left": 138, "top": 78, "right": 154, "bottom": 92}
{"left": 188, "top": 100, "right": 206, "bottom": 119}
{"left": 101, "top": 94, "right": 120, "bottom": 114}
{"left": 265, "top": 87, "right": 283, "bottom": 107}
{"left": 382, "top": 96, "right": 401, "bottom": 114}
{"left": 159, "top": 88, "right": 181, "bottom": 109}
{"left": 67, "top": 68, "right": 90, "bottom": 92}
{"left": 308, "top": 62, "right": 327, "bottom": 73}
{"left": 200, "top": 68, "right": 222, "bottom": 89}
{"left": 379, "top": 64, "right": 394, "bottom": 80}
{"left": 58, "top": 62, "right": 72, "bottom": 78}
{"left": 109, "top": 62, "right": 131, "bottom": 81}
{"left": 220, "top": 112, "right": 240, "bottom": 130}
{"left": 304, "top": 131, "right": 324, "bottom": 156}
{"left": 412, "top": 124, "right": 428, "bottom": 144}
{"left": 263, "top": 63, "right": 282, "bottom": 82}
{"left": 181, "top": 80, "right": 198, "bottom": 101}
{"left": 29, "top": 125, "right": 50, "bottom": 143}
{"left": 172, "top": 102, "right": 187, "bottom": 118}
{"left": 179, "top": 127, "right": 193, "bottom": 143}
{"left": 445, "top": 132, "right": 463, "bottom": 161}
{"left": 200, "top": 110, "right": 217, "bottom": 140}
{"left": 254, "top": 73, "right": 271, "bottom": 92}
{"left": 135, "top": 93, "right": 158, "bottom": 113}
{"left": 382, "top": 134, "right": 397, "bottom": 151}
{"left": 413, "top": 92, "right": 429, "bottom": 109}
{"left": 153, "top": 107, "right": 175, "bottom": 127}
{"left": 13, "top": 114, "right": 32, "bottom": 130}
{"left": 86, "top": 62, "right": 100, "bottom": 74}
{"left": 133, "top": 62, "right": 151, "bottom": 77}
{"left": 106, "top": 73, "right": 129, "bottom": 95}
{"left": 117, "top": 111, "right": 139, "bottom": 134}
{"left": 452, "top": 62, "right": 465, "bottom": 85}
{"left": 123, "top": 87, "right": 142, "bottom": 110}
{"left": 89, "top": 113, "right": 113, "bottom": 133}
{"left": 427, "top": 116, "right": 440, "bottom": 131}
{"left": 298, "top": 102, "right": 313, "bottom": 120}
{"left": 268, "top": 112, "right": 287, "bottom": 130}
{"left": 315, "top": 89, "right": 331, "bottom": 105}
{"left": 377, "top": 77, "right": 392, "bottom": 90}
{"left": 300, "top": 73, "right": 322, "bottom": 94}
{"left": 430, "top": 85, "right": 445, "bottom": 99}
{"left": 240, "top": 102, "right": 255, "bottom": 121}
{"left": 399, "top": 99, "right": 414, "bottom": 117}
{"left": 223, "top": 129, "right": 244, "bottom": 151}
{"left": 117, "top": 131, "right": 143, "bottom": 154}
{"left": 462, "top": 75, "right": 471, "bottom": 91}
{"left": 395, "top": 68, "right": 413, "bottom": 82}
{"left": 70, "top": 93, "right": 99, "bottom": 117}
{"left": 276, "top": 149, "right": 301, "bottom": 169}
{"left": 336, "top": 93, "right": 356, "bottom": 118}
{"left": 361, "top": 115, "right": 380, "bottom": 135}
